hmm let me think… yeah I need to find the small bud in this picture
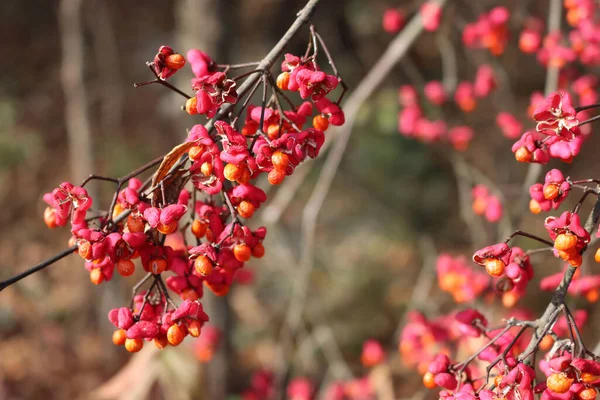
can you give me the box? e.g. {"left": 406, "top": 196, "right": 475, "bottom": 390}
{"left": 515, "top": 146, "right": 533, "bottom": 162}
{"left": 125, "top": 338, "right": 144, "bottom": 353}
{"left": 165, "top": 53, "right": 186, "bottom": 70}
{"left": 117, "top": 259, "right": 135, "bottom": 277}
{"left": 194, "top": 255, "right": 213, "bottom": 276}
{"left": 233, "top": 243, "right": 252, "bottom": 262}
{"left": 594, "top": 248, "right": 600, "bottom": 263}
{"left": 276, "top": 72, "right": 290, "bottom": 90}
{"left": 167, "top": 324, "right": 185, "bottom": 346}
{"left": 237, "top": 201, "right": 255, "bottom": 219}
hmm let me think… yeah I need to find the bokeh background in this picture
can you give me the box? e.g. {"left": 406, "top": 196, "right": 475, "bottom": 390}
{"left": 2, "top": 0, "right": 600, "bottom": 399}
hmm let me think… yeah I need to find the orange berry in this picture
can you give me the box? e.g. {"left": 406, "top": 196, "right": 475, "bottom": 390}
{"left": 515, "top": 147, "right": 533, "bottom": 163}
{"left": 271, "top": 150, "right": 290, "bottom": 169}
{"left": 267, "top": 124, "right": 280, "bottom": 140}
{"left": 547, "top": 372, "right": 574, "bottom": 394}
{"left": 112, "top": 329, "right": 127, "bottom": 346}
{"left": 313, "top": 115, "right": 330, "bottom": 131}
{"left": 241, "top": 120, "right": 258, "bottom": 136}
{"left": 555, "top": 233, "right": 578, "bottom": 251}
{"left": 268, "top": 168, "right": 286, "bottom": 185}
{"left": 252, "top": 243, "right": 265, "bottom": 258}
{"left": 204, "top": 281, "right": 230, "bottom": 296}
{"left": 502, "top": 292, "right": 519, "bottom": 308}
{"left": 581, "top": 372, "right": 600, "bottom": 384}
{"left": 484, "top": 258, "right": 505, "bottom": 277}
{"left": 125, "top": 338, "right": 144, "bottom": 353}
{"left": 188, "top": 320, "right": 202, "bottom": 338}
{"left": 459, "top": 98, "right": 476, "bottom": 113}
{"left": 117, "top": 259, "right": 135, "bottom": 277}
{"left": 224, "top": 163, "right": 242, "bottom": 181}
{"left": 188, "top": 145, "right": 204, "bottom": 162}
{"left": 90, "top": 269, "right": 104, "bottom": 285}
{"left": 181, "top": 288, "right": 199, "bottom": 301}
{"left": 157, "top": 220, "right": 178, "bottom": 235}
{"left": 529, "top": 199, "right": 542, "bottom": 214}
{"left": 78, "top": 240, "right": 93, "bottom": 260}
{"left": 112, "top": 203, "right": 125, "bottom": 220}
{"left": 147, "top": 257, "right": 167, "bottom": 274}
{"left": 205, "top": 228, "right": 215, "bottom": 242}
{"left": 579, "top": 388, "right": 597, "bottom": 400}
{"left": 237, "top": 201, "right": 255, "bottom": 219}
{"left": 127, "top": 214, "right": 146, "bottom": 233}
{"left": 595, "top": 248, "right": 600, "bottom": 263}
{"left": 234, "top": 243, "right": 252, "bottom": 262}
{"left": 194, "top": 255, "right": 213, "bottom": 276}
{"left": 237, "top": 167, "right": 251, "bottom": 184}
{"left": 586, "top": 289, "right": 600, "bottom": 303}
{"left": 568, "top": 253, "right": 583, "bottom": 267}
{"left": 191, "top": 220, "right": 208, "bottom": 238}
{"left": 539, "top": 335, "right": 554, "bottom": 351}
{"left": 543, "top": 184, "right": 560, "bottom": 200}
{"left": 493, "top": 375, "right": 503, "bottom": 387}
{"left": 154, "top": 335, "right": 169, "bottom": 350}
{"left": 423, "top": 371, "right": 436, "bottom": 389}
{"left": 472, "top": 197, "right": 487, "bottom": 216}
{"left": 167, "top": 324, "right": 186, "bottom": 346}
{"left": 44, "top": 207, "right": 58, "bottom": 228}
{"left": 276, "top": 72, "right": 290, "bottom": 90}
{"left": 200, "top": 161, "right": 213, "bottom": 177}
{"left": 165, "top": 53, "right": 186, "bottom": 70}
{"left": 558, "top": 248, "right": 577, "bottom": 261}
{"left": 185, "top": 97, "right": 198, "bottom": 115}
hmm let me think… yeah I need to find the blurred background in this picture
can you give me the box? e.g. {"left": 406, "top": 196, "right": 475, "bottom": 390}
{"left": 2, "top": 0, "right": 600, "bottom": 399}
